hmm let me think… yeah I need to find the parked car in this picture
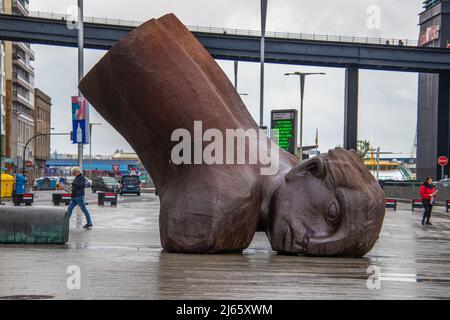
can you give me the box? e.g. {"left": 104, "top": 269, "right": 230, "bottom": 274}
{"left": 438, "top": 178, "right": 450, "bottom": 188}
{"left": 33, "top": 176, "right": 59, "bottom": 191}
{"left": 63, "top": 176, "right": 75, "bottom": 185}
{"left": 84, "top": 177, "right": 92, "bottom": 188}
{"left": 91, "top": 176, "right": 119, "bottom": 193}
{"left": 59, "top": 176, "right": 92, "bottom": 189}
{"left": 119, "top": 175, "right": 141, "bottom": 196}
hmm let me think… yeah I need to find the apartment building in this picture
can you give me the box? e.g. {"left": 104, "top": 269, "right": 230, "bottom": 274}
{"left": 33, "top": 88, "right": 51, "bottom": 176}
{"left": 0, "top": 1, "right": 6, "bottom": 167}
{"left": 3, "top": 0, "right": 36, "bottom": 173}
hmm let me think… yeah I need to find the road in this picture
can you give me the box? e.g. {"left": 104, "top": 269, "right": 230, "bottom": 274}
{"left": 31, "top": 189, "right": 144, "bottom": 206}
{"left": 0, "top": 192, "right": 450, "bottom": 300}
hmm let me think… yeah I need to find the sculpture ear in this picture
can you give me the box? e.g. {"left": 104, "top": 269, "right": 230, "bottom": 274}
{"left": 285, "top": 157, "right": 325, "bottom": 181}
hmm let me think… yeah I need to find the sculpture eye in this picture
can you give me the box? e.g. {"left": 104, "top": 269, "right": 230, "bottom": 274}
{"left": 325, "top": 202, "right": 341, "bottom": 231}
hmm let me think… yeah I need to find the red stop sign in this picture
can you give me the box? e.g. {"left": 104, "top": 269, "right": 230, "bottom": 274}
{"left": 438, "top": 156, "right": 448, "bottom": 166}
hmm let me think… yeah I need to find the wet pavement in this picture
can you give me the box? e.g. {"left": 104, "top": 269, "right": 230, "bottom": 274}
{"left": 0, "top": 191, "right": 449, "bottom": 300}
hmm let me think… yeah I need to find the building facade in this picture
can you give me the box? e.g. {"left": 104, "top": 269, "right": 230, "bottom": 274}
{"left": 3, "top": 0, "right": 36, "bottom": 174}
{"left": 34, "top": 88, "right": 51, "bottom": 176}
{"left": 1, "top": 42, "right": 5, "bottom": 167}
{"left": 0, "top": 1, "right": 6, "bottom": 169}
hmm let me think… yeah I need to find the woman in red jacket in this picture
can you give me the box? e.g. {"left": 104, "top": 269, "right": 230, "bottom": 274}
{"left": 420, "top": 177, "right": 438, "bottom": 225}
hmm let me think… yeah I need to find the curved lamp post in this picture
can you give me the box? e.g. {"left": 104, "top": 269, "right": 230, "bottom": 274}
{"left": 22, "top": 133, "right": 70, "bottom": 175}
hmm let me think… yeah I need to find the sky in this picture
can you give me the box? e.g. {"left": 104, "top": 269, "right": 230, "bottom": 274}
{"left": 29, "top": 0, "right": 423, "bottom": 157}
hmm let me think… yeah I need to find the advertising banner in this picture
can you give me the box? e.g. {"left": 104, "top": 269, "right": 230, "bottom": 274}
{"left": 71, "top": 96, "right": 90, "bottom": 144}
{"left": 419, "top": 25, "right": 440, "bottom": 46}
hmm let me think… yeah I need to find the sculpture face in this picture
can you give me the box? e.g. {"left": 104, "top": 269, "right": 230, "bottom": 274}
{"left": 268, "top": 149, "right": 386, "bottom": 256}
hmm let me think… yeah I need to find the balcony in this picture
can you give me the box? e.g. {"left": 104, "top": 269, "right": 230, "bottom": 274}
{"left": 12, "top": 72, "right": 34, "bottom": 91}
{"left": 12, "top": 54, "right": 34, "bottom": 76}
{"left": 15, "top": 42, "right": 35, "bottom": 61}
{"left": 12, "top": 0, "right": 29, "bottom": 16}
{"left": 12, "top": 90, "right": 34, "bottom": 110}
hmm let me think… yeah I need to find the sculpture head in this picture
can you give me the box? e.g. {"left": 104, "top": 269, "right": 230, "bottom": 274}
{"left": 267, "top": 148, "right": 385, "bottom": 257}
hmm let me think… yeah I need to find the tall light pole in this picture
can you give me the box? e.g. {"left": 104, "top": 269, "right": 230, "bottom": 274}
{"left": 284, "top": 71, "right": 326, "bottom": 160}
{"left": 260, "top": 0, "right": 268, "bottom": 128}
{"left": 77, "top": 0, "right": 84, "bottom": 171}
{"left": 22, "top": 133, "right": 70, "bottom": 183}
{"left": 89, "top": 122, "right": 102, "bottom": 179}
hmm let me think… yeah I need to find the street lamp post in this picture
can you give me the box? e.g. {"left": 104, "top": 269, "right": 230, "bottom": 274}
{"left": 77, "top": 0, "right": 85, "bottom": 171}
{"left": 22, "top": 133, "right": 70, "bottom": 187}
{"left": 284, "top": 71, "right": 326, "bottom": 161}
{"left": 260, "top": 0, "right": 268, "bottom": 128}
{"left": 89, "top": 122, "right": 102, "bottom": 179}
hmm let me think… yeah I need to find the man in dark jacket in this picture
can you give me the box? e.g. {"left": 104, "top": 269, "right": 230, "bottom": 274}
{"left": 66, "top": 166, "right": 93, "bottom": 229}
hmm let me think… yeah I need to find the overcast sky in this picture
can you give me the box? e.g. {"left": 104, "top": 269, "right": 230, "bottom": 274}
{"left": 29, "top": 0, "right": 423, "bottom": 157}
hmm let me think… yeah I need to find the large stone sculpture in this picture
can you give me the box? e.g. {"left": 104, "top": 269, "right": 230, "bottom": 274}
{"left": 79, "top": 14, "right": 386, "bottom": 256}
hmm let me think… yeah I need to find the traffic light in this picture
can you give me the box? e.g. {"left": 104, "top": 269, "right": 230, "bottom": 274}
{"left": 423, "top": 0, "right": 440, "bottom": 9}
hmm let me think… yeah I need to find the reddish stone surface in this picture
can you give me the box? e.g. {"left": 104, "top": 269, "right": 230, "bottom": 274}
{"left": 79, "top": 14, "right": 385, "bottom": 256}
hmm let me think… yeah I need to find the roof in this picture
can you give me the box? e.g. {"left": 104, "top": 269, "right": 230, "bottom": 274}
{"left": 111, "top": 152, "right": 140, "bottom": 160}
{"left": 45, "top": 159, "right": 139, "bottom": 172}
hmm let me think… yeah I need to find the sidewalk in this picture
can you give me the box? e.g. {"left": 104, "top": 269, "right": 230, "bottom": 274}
{"left": 0, "top": 199, "right": 449, "bottom": 299}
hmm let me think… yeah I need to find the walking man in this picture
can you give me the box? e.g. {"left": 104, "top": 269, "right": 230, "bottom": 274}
{"left": 66, "top": 166, "right": 93, "bottom": 229}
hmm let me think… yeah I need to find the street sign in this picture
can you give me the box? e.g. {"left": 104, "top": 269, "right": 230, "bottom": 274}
{"left": 271, "top": 109, "right": 298, "bottom": 155}
{"left": 438, "top": 156, "right": 448, "bottom": 167}
{"left": 112, "top": 164, "right": 120, "bottom": 174}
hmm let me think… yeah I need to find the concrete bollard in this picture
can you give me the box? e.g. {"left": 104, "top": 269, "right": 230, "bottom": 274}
{"left": 0, "top": 207, "right": 69, "bottom": 244}
{"left": 385, "top": 199, "right": 397, "bottom": 211}
{"left": 411, "top": 199, "right": 424, "bottom": 211}
{"left": 12, "top": 193, "right": 34, "bottom": 206}
{"left": 52, "top": 193, "right": 72, "bottom": 206}
{"left": 98, "top": 192, "right": 118, "bottom": 206}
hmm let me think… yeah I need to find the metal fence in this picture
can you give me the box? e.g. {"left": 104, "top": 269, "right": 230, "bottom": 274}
{"left": 26, "top": 11, "right": 419, "bottom": 47}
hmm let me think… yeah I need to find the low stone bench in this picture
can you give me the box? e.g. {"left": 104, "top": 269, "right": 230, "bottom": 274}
{"left": 0, "top": 207, "right": 69, "bottom": 244}
{"left": 411, "top": 199, "right": 424, "bottom": 211}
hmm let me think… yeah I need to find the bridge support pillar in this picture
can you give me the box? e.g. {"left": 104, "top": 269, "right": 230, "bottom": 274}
{"left": 344, "top": 66, "right": 359, "bottom": 151}
{"left": 417, "top": 2, "right": 450, "bottom": 181}
{"left": 417, "top": 72, "right": 450, "bottom": 180}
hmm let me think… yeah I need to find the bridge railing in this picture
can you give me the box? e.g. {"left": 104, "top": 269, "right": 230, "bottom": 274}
{"left": 26, "top": 11, "right": 418, "bottom": 47}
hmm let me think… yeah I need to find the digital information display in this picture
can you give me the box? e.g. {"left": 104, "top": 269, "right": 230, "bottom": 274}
{"left": 270, "top": 109, "right": 298, "bottom": 155}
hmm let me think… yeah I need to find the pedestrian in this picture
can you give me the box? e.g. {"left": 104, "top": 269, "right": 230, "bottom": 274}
{"left": 66, "top": 166, "right": 93, "bottom": 229}
{"left": 420, "top": 177, "right": 438, "bottom": 226}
